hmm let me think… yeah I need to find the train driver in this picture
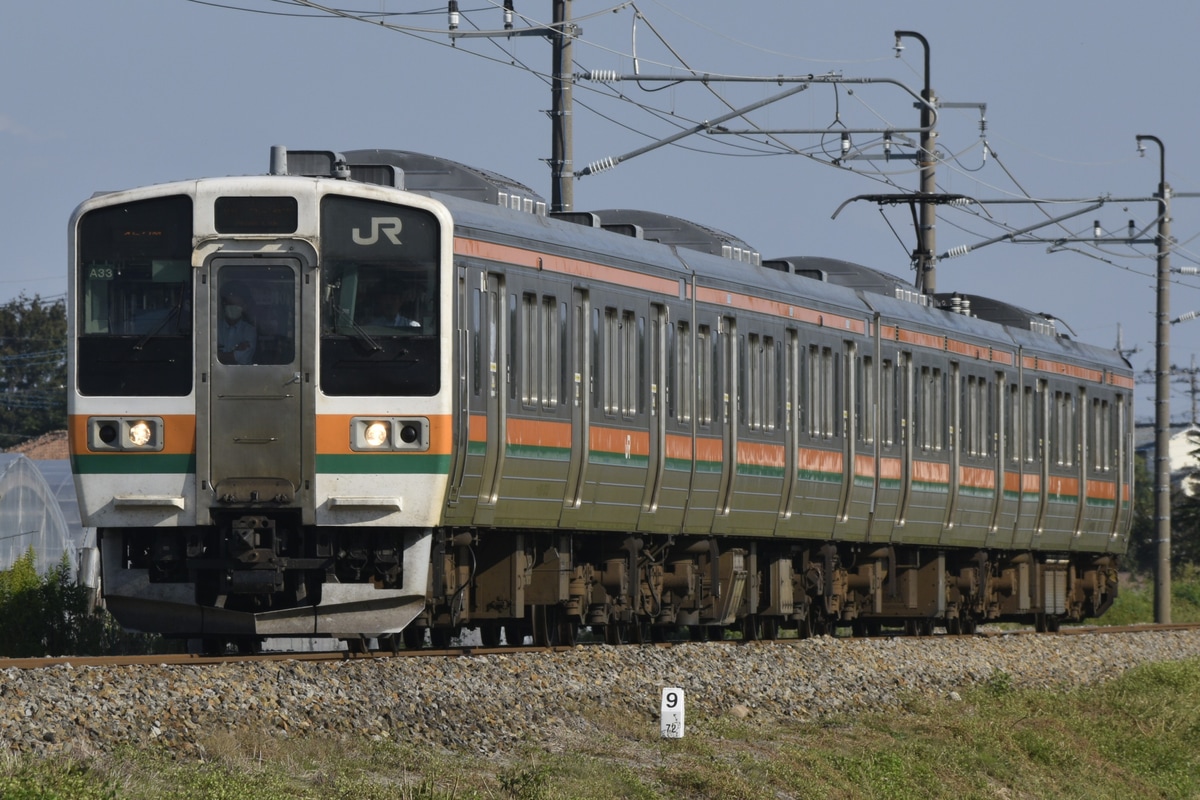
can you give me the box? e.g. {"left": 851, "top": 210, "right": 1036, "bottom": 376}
{"left": 367, "top": 287, "right": 421, "bottom": 329}
{"left": 217, "top": 285, "right": 257, "bottom": 364}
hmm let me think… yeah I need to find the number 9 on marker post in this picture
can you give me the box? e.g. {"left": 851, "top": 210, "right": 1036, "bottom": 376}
{"left": 660, "top": 687, "right": 685, "bottom": 738}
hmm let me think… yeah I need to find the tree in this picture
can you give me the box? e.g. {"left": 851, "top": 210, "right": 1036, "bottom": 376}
{"left": 0, "top": 293, "right": 67, "bottom": 447}
{"left": 1125, "top": 453, "right": 1156, "bottom": 573}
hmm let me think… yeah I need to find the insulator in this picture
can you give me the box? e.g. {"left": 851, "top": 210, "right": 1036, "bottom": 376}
{"left": 448, "top": 0, "right": 459, "bottom": 30}
{"left": 503, "top": 0, "right": 514, "bottom": 29}
{"left": 943, "top": 244, "right": 971, "bottom": 260}
{"left": 947, "top": 197, "right": 973, "bottom": 207}
{"left": 585, "top": 69, "right": 619, "bottom": 83}
{"left": 583, "top": 156, "right": 618, "bottom": 176}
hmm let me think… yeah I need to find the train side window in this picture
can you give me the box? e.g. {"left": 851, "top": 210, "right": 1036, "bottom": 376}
{"left": 472, "top": 288, "right": 482, "bottom": 396}
{"left": 918, "top": 365, "right": 945, "bottom": 452}
{"left": 591, "top": 307, "right": 600, "bottom": 410}
{"left": 675, "top": 321, "right": 692, "bottom": 423}
{"left": 1007, "top": 383, "right": 1020, "bottom": 463}
{"left": 1054, "top": 390, "right": 1076, "bottom": 467}
{"left": 1090, "top": 397, "right": 1111, "bottom": 472}
{"left": 1023, "top": 385, "right": 1036, "bottom": 462}
{"left": 521, "top": 293, "right": 537, "bottom": 407}
{"left": 880, "top": 359, "right": 895, "bottom": 446}
{"left": 630, "top": 312, "right": 642, "bottom": 418}
{"left": 766, "top": 336, "right": 777, "bottom": 432}
{"left": 743, "top": 334, "right": 755, "bottom": 429}
{"left": 551, "top": 299, "right": 565, "bottom": 411}
{"left": 508, "top": 293, "right": 518, "bottom": 401}
{"left": 603, "top": 307, "right": 619, "bottom": 415}
{"left": 963, "top": 374, "right": 990, "bottom": 457}
{"left": 859, "top": 353, "right": 874, "bottom": 444}
{"left": 697, "top": 325, "right": 713, "bottom": 426}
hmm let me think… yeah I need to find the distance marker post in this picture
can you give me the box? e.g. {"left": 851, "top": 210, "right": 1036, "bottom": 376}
{"left": 660, "top": 687, "right": 685, "bottom": 738}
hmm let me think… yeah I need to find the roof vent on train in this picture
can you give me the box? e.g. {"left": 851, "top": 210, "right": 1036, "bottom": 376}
{"left": 765, "top": 256, "right": 929, "bottom": 307}
{"left": 267, "top": 146, "right": 548, "bottom": 215}
{"left": 934, "top": 292, "right": 1061, "bottom": 336}
{"left": 558, "top": 209, "right": 761, "bottom": 266}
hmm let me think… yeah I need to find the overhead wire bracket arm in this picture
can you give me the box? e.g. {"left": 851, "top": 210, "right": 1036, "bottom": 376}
{"left": 574, "top": 82, "right": 813, "bottom": 177}
{"left": 831, "top": 192, "right": 974, "bottom": 220}
{"left": 945, "top": 200, "right": 1107, "bottom": 260}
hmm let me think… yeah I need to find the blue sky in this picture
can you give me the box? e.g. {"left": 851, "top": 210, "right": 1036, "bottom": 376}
{"left": 5, "top": 1, "right": 1199, "bottom": 422}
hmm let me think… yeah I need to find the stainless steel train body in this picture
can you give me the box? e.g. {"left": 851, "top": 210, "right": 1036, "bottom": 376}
{"left": 68, "top": 147, "right": 1133, "bottom": 648}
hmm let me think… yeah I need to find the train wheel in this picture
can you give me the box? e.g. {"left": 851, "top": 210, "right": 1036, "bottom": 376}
{"left": 688, "top": 625, "right": 710, "bottom": 642}
{"left": 344, "top": 636, "right": 369, "bottom": 655}
{"left": 379, "top": 633, "right": 401, "bottom": 655}
{"left": 604, "top": 623, "right": 628, "bottom": 645}
{"left": 402, "top": 626, "right": 424, "bottom": 650}
{"left": 741, "top": 615, "right": 762, "bottom": 642}
{"left": 233, "top": 637, "right": 263, "bottom": 655}
{"left": 532, "top": 606, "right": 561, "bottom": 647}
{"left": 479, "top": 624, "right": 502, "bottom": 648}
{"left": 429, "top": 627, "right": 453, "bottom": 649}
{"left": 557, "top": 616, "right": 578, "bottom": 647}
{"left": 200, "top": 637, "right": 227, "bottom": 656}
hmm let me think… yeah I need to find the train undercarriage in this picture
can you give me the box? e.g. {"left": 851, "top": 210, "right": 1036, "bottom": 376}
{"left": 105, "top": 521, "right": 1120, "bottom": 653}
{"left": 407, "top": 529, "right": 1121, "bottom": 649}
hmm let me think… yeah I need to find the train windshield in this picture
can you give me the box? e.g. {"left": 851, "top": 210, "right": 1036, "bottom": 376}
{"left": 319, "top": 196, "right": 440, "bottom": 396}
{"left": 75, "top": 195, "right": 193, "bottom": 396}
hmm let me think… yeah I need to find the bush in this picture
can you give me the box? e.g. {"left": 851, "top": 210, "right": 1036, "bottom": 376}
{"left": 0, "top": 547, "right": 163, "bottom": 657}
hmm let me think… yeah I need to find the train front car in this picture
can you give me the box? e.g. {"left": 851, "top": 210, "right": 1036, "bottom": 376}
{"left": 68, "top": 168, "right": 453, "bottom": 649}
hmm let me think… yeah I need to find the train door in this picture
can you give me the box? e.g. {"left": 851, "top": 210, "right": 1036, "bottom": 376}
{"left": 942, "top": 361, "right": 962, "bottom": 537}
{"left": 1032, "top": 379, "right": 1050, "bottom": 538}
{"left": 895, "top": 351, "right": 914, "bottom": 527}
{"left": 446, "top": 265, "right": 472, "bottom": 509}
{"left": 638, "top": 303, "right": 669, "bottom": 520}
{"left": 716, "top": 316, "right": 738, "bottom": 516}
{"left": 205, "top": 259, "right": 305, "bottom": 508}
{"left": 561, "top": 288, "right": 591, "bottom": 513}
{"left": 985, "top": 372, "right": 1008, "bottom": 547}
{"left": 474, "top": 271, "right": 507, "bottom": 524}
{"left": 777, "top": 329, "right": 800, "bottom": 521}
{"left": 1073, "top": 387, "right": 1088, "bottom": 539}
{"left": 836, "top": 340, "right": 860, "bottom": 528}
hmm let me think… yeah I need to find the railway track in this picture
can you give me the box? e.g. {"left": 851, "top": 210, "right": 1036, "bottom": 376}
{"left": 3, "top": 621, "right": 1197, "bottom": 671}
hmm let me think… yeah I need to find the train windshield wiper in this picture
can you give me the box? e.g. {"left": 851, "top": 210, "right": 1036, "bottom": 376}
{"left": 133, "top": 296, "right": 186, "bottom": 351}
{"left": 328, "top": 302, "right": 382, "bottom": 352}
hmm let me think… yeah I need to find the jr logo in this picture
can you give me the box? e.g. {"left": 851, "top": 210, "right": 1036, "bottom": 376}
{"left": 351, "top": 217, "right": 404, "bottom": 246}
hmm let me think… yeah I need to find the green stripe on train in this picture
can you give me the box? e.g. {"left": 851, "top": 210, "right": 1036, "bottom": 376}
{"left": 71, "top": 454, "right": 196, "bottom": 474}
{"left": 316, "top": 454, "right": 451, "bottom": 474}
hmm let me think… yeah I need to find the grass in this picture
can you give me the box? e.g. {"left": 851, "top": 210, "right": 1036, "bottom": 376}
{"left": 6, "top": 659, "right": 1200, "bottom": 799}
{"left": 5, "top": 571, "right": 1200, "bottom": 799}
{"left": 1095, "top": 564, "right": 1200, "bottom": 625}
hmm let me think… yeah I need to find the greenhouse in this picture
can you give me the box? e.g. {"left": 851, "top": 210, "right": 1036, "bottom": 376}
{"left": 0, "top": 455, "right": 93, "bottom": 582}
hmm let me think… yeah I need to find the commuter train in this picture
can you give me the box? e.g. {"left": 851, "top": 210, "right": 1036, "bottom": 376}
{"left": 67, "top": 146, "right": 1133, "bottom": 651}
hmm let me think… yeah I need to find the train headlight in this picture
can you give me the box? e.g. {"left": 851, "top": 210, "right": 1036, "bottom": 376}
{"left": 351, "top": 417, "right": 429, "bottom": 452}
{"left": 364, "top": 421, "right": 390, "bottom": 448}
{"left": 87, "top": 417, "right": 164, "bottom": 452}
{"left": 128, "top": 421, "right": 153, "bottom": 447}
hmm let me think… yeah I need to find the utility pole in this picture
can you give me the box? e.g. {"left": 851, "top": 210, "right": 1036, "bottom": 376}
{"left": 550, "top": 0, "right": 574, "bottom": 213}
{"left": 896, "top": 31, "right": 938, "bottom": 294}
{"left": 1138, "top": 134, "right": 1172, "bottom": 625}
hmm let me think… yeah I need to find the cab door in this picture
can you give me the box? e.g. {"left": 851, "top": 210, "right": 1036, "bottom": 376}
{"left": 205, "top": 260, "right": 304, "bottom": 508}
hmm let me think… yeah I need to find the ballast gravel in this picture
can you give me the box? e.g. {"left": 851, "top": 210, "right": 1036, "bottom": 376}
{"left": 3, "top": 629, "right": 1199, "bottom": 758}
